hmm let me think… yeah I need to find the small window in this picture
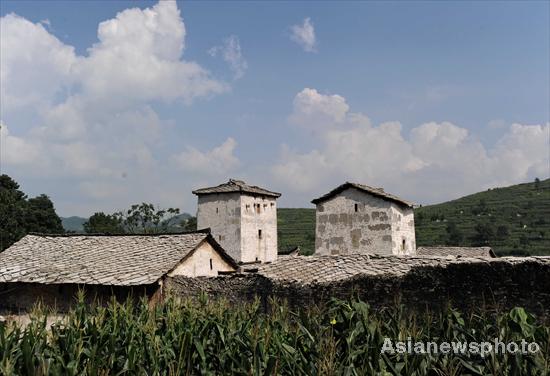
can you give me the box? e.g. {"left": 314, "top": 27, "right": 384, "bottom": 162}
{"left": 218, "top": 235, "right": 222, "bottom": 242}
{"left": 263, "top": 204, "right": 267, "bottom": 209}
{"left": 210, "top": 259, "right": 213, "bottom": 270}
{"left": 270, "top": 203, "right": 274, "bottom": 208}
{"left": 216, "top": 207, "right": 219, "bottom": 214}
{"left": 354, "top": 203, "right": 358, "bottom": 212}
{"left": 402, "top": 239, "right": 406, "bottom": 251}
{"left": 258, "top": 229, "right": 262, "bottom": 239}
{"left": 255, "top": 257, "right": 259, "bottom": 262}
{"left": 256, "top": 204, "right": 261, "bottom": 214}
{"left": 246, "top": 204, "right": 250, "bottom": 211}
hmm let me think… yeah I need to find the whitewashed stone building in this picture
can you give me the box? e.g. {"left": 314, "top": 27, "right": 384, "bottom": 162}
{"left": 193, "top": 179, "right": 281, "bottom": 264}
{"left": 312, "top": 182, "right": 416, "bottom": 256}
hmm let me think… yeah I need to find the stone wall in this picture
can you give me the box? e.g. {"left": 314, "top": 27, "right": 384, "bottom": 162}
{"left": 240, "top": 195, "right": 278, "bottom": 263}
{"left": 315, "top": 188, "right": 394, "bottom": 255}
{"left": 197, "top": 193, "right": 242, "bottom": 261}
{"left": 166, "top": 257, "right": 550, "bottom": 317}
{"left": 390, "top": 204, "right": 416, "bottom": 255}
{"left": 197, "top": 193, "right": 278, "bottom": 263}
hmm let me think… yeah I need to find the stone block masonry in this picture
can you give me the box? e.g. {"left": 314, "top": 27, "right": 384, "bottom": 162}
{"left": 166, "top": 255, "right": 550, "bottom": 318}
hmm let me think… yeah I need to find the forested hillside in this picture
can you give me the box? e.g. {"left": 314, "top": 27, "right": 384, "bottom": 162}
{"left": 277, "top": 178, "right": 550, "bottom": 256}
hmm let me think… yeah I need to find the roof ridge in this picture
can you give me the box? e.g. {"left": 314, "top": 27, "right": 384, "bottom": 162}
{"left": 27, "top": 228, "right": 212, "bottom": 237}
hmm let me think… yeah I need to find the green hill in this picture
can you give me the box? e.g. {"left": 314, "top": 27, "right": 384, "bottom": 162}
{"left": 277, "top": 208, "right": 316, "bottom": 255}
{"left": 61, "top": 216, "right": 87, "bottom": 233}
{"left": 415, "top": 178, "right": 550, "bottom": 256}
{"left": 277, "top": 178, "right": 550, "bottom": 256}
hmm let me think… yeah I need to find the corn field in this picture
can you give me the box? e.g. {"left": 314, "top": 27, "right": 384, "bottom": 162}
{"left": 1, "top": 294, "right": 549, "bottom": 375}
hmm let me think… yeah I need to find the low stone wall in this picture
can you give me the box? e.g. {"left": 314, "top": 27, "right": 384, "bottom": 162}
{"left": 166, "top": 257, "right": 550, "bottom": 317}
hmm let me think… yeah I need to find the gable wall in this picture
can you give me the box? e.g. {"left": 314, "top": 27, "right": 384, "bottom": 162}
{"left": 167, "top": 241, "right": 235, "bottom": 277}
{"left": 315, "top": 187, "right": 393, "bottom": 255}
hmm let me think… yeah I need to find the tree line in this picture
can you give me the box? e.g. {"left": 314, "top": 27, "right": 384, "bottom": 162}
{"left": 0, "top": 174, "right": 196, "bottom": 252}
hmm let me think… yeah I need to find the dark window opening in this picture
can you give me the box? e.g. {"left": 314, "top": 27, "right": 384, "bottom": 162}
{"left": 402, "top": 239, "right": 406, "bottom": 251}
{"left": 255, "top": 257, "right": 259, "bottom": 262}
{"left": 256, "top": 204, "right": 261, "bottom": 214}
{"left": 218, "top": 235, "right": 222, "bottom": 242}
{"left": 216, "top": 207, "right": 219, "bottom": 214}
{"left": 210, "top": 258, "right": 213, "bottom": 270}
{"left": 354, "top": 203, "right": 358, "bottom": 212}
{"left": 258, "top": 229, "right": 262, "bottom": 239}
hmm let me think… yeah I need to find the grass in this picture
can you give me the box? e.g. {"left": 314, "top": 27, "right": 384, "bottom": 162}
{"left": 1, "top": 295, "right": 549, "bottom": 375}
{"left": 277, "top": 179, "right": 550, "bottom": 256}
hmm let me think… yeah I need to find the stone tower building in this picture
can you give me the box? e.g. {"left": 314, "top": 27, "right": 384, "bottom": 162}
{"left": 311, "top": 182, "right": 416, "bottom": 256}
{"left": 193, "top": 179, "right": 281, "bottom": 264}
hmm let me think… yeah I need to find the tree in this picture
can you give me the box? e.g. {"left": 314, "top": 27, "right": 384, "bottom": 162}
{"left": 445, "top": 222, "right": 463, "bottom": 246}
{"left": 25, "top": 194, "right": 64, "bottom": 234}
{"left": 181, "top": 216, "right": 197, "bottom": 232}
{"left": 0, "top": 175, "right": 27, "bottom": 251}
{"left": 0, "top": 175, "right": 64, "bottom": 252}
{"left": 496, "top": 225, "right": 510, "bottom": 239}
{"left": 84, "top": 212, "right": 124, "bottom": 234}
{"left": 118, "top": 203, "right": 180, "bottom": 234}
{"left": 534, "top": 177, "right": 541, "bottom": 190}
{"left": 471, "top": 221, "right": 495, "bottom": 246}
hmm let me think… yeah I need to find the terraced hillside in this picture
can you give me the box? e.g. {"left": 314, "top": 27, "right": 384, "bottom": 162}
{"left": 277, "top": 208, "right": 315, "bottom": 255}
{"left": 277, "top": 178, "right": 550, "bottom": 256}
{"left": 415, "top": 178, "right": 550, "bottom": 256}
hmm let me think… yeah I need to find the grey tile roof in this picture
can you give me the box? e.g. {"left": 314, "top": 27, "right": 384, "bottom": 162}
{"left": 192, "top": 179, "right": 281, "bottom": 198}
{"left": 311, "top": 182, "right": 414, "bottom": 207}
{"left": 0, "top": 232, "right": 226, "bottom": 286}
{"left": 417, "top": 246, "right": 496, "bottom": 258}
{"left": 256, "top": 253, "right": 512, "bottom": 284}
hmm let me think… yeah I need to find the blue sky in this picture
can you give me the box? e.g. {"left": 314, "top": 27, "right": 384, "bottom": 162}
{"left": 1, "top": 0, "right": 549, "bottom": 216}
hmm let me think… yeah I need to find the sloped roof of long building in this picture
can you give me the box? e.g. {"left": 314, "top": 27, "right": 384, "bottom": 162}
{"left": 311, "top": 182, "right": 414, "bottom": 208}
{"left": 192, "top": 179, "right": 281, "bottom": 198}
{"left": 416, "top": 246, "right": 496, "bottom": 258}
{"left": 0, "top": 231, "right": 237, "bottom": 286}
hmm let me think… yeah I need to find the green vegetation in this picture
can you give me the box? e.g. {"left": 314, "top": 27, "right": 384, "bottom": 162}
{"left": 84, "top": 204, "right": 195, "bottom": 234}
{"left": 278, "top": 179, "right": 550, "bottom": 256}
{"left": 415, "top": 178, "right": 550, "bottom": 256}
{"left": 1, "top": 297, "right": 549, "bottom": 375}
{"left": 278, "top": 208, "right": 315, "bottom": 255}
{"left": 0, "top": 174, "right": 64, "bottom": 252}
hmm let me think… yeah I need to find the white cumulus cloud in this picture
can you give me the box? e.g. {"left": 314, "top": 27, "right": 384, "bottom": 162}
{"left": 172, "top": 138, "right": 240, "bottom": 175}
{"left": 0, "top": 1, "right": 231, "bottom": 214}
{"left": 273, "top": 88, "right": 550, "bottom": 204}
{"left": 290, "top": 17, "right": 317, "bottom": 52}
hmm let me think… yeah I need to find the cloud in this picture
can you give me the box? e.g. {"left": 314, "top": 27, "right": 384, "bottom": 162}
{"left": 273, "top": 88, "right": 550, "bottom": 204}
{"left": 0, "top": 14, "right": 76, "bottom": 113}
{"left": 209, "top": 35, "right": 248, "bottom": 79}
{"left": 0, "top": 1, "right": 231, "bottom": 214}
{"left": 289, "top": 17, "right": 317, "bottom": 52}
{"left": 172, "top": 138, "right": 240, "bottom": 175}
{"left": 290, "top": 88, "right": 350, "bottom": 126}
